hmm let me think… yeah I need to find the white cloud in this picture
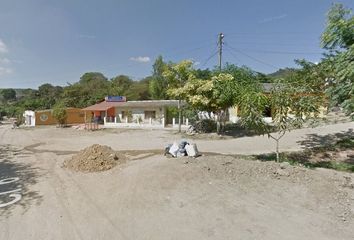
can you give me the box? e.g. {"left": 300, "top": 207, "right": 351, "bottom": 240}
{"left": 260, "top": 14, "right": 287, "bottom": 23}
{"left": 194, "top": 61, "right": 200, "bottom": 66}
{"left": 129, "top": 56, "right": 151, "bottom": 63}
{"left": 0, "top": 57, "right": 11, "bottom": 64}
{"left": 0, "top": 67, "right": 13, "bottom": 76}
{"left": 0, "top": 39, "right": 8, "bottom": 53}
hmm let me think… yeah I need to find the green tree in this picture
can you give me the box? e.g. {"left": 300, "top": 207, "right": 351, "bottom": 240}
{"left": 110, "top": 75, "right": 133, "bottom": 96}
{"left": 321, "top": 3, "right": 354, "bottom": 117}
{"left": 1, "top": 88, "right": 16, "bottom": 102}
{"left": 125, "top": 77, "right": 151, "bottom": 100}
{"left": 52, "top": 102, "right": 67, "bottom": 127}
{"left": 63, "top": 72, "right": 110, "bottom": 108}
{"left": 238, "top": 74, "right": 323, "bottom": 162}
{"left": 149, "top": 56, "right": 168, "bottom": 99}
{"left": 37, "top": 83, "right": 63, "bottom": 109}
{"left": 163, "top": 60, "right": 195, "bottom": 132}
{"left": 167, "top": 72, "right": 237, "bottom": 134}
{"left": 193, "top": 68, "right": 212, "bottom": 80}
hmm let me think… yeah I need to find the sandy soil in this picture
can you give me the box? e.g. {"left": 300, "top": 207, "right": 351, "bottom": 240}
{"left": 0, "top": 122, "right": 353, "bottom": 240}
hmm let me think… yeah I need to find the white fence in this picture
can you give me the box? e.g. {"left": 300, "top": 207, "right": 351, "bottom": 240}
{"left": 103, "top": 117, "right": 190, "bottom": 129}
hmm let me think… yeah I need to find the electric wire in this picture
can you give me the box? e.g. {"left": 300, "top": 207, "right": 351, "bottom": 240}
{"left": 224, "top": 42, "right": 280, "bottom": 69}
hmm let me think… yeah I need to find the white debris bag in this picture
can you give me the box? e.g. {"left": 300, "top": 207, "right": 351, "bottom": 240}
{"left": 168, "top": 142, "right": 179, "bottom": 157}
{"left": 185, "top": 144, "right": 199, "bottom": 157}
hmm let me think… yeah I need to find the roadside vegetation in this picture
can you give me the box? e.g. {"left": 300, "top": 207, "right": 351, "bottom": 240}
{"left": 0, "top": 4, "right": 352, "bottom": 167}
{"left": 255, "top": 133, "right": 354, "bottom": 172}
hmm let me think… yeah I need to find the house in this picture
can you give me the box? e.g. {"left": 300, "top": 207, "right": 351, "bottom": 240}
{"left": 82, "top": 97, "right": 189, "bottom": 128}
{"left": 23, "top": 108, "right": 87, "bottom": 126}
{"left": 228, "top": 83, "right": 327, "bottom": 123}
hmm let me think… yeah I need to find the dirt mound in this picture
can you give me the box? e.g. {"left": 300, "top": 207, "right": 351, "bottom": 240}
{"left": 63, "top": 144, "right": 126, "bottom": 172}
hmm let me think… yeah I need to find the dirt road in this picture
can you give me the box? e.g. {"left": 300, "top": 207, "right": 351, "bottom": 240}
{"left": 0, "top": 122, "right": 353, "bottom": 239}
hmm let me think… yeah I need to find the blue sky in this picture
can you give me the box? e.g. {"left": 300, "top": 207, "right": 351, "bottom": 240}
{"left": 0, "top": 0, "right": 353, "bottom": 88}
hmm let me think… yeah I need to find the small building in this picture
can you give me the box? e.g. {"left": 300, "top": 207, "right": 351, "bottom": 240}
{"left": 82, "top": 98, "right": 188, "bottom": 128}
{"left": 23, "top": 108, "right": 87, "bottom": 126}
{"left": 23, "top": 110, "right": 36, "bottom": 126}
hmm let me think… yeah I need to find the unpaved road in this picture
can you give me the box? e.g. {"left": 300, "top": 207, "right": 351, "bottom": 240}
{"left": 0, "top": 122, "right": 353, "bottom": 240}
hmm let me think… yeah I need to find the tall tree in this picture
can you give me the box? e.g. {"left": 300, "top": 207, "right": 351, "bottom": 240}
{"left": 125, "top": 77, "right": 151, "bottom": 100}
{"left": 167, "top": 71, "right": 239, "bottom": 134}
{"left": 163, "top": 60, "right": 194, "bottom": 132}
{"left": 63, "top": 72, "right": 110, "bottom": 107}
{"left": 37, "top": 83, "right": 63, "bottom": 109}
{"left": 149, "top": 56, "right": 168, "bottom": 99}
{"left": 110, "top": 75, "right": 133, "bottom": 96}
{"left": 321, "top": 3, "right": 354, "bottom": 117}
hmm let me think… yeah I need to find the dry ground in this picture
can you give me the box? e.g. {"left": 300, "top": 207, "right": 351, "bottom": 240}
{"left": 0, "top": 122, "right": 353, "bottom": 240}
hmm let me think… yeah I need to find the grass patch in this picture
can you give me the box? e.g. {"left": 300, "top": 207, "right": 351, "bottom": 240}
{"left": 255, "top": 151, "right": 354, "bottom": 173}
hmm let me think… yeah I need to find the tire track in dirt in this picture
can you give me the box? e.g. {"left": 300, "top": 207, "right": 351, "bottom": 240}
{"left": 36, "top": 151, "right": 131, "bottom": 239}
{"left": 35, "top": 153, "right": 85, "bottom": 240}
{"left": 60, "top": 169, "right": 131, "bottom": 240}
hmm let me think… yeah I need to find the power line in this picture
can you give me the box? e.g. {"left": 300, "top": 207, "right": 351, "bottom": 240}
{"left": 224, "top": 42, "right": 280, "bottom": 69}
{"left": 200, "top": 40, "right": 219, "bottom": 67}
{"left": 224, "top": 48, "right": 241, "bottom": 64}
{"left": 232, "top": 49, "right": 322, "bottom": 55}
{"left": 225, "top": 40, "right": 320, "bottom": 47}
{"left": 162, "top": 41, "right": 216, "bottom": 58}
{"left": 201, "top": 50, "right": 219, "bottom": 67}
{"left": 226, "top": 31, "right": 320, "bottom": 37}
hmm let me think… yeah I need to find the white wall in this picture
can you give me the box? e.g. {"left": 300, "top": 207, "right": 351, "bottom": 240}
{"left": 114, "top": 107, "right": 165, "bottom": 124}
{"left": 23, "top": 110, "right": 36, "bottom": 126}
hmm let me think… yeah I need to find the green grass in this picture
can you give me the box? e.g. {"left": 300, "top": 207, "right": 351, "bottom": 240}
{"left": 335, "top": 137, "right": 354, "bottom": 149}
{"left": 254, "top": 151, "right": 354, "bottom": 173}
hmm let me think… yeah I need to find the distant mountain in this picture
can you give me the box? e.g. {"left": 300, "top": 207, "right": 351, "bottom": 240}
{"left": 268, "top": 68, "right": 297, "bottom": 79}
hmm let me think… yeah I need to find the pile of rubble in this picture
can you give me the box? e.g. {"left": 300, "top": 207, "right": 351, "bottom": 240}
{"left": 63, "top": 144, "right": 125, "bottom": 172}
{"left": 165, "top": 140, "right": 200, "bottom": 158}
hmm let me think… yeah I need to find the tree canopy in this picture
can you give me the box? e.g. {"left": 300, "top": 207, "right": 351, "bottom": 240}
{"left": 1, "top": 88, "right": 16, "bottom": 102}
{"left": 321, "top": 3, "right": 354, "bottom": 117}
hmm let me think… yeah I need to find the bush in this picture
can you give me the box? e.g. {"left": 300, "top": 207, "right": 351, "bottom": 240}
{"left": 52, "top": 102, "right": 67, "bottom": 127}
{"left": 193, "top": 119, "right": 216, "bottom": 133}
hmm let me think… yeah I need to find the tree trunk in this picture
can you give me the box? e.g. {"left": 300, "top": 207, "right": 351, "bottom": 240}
{"left": 216, "top": 113, "right": 220, "bottom": 134}
{"left": 275, "top": 139, "right": 280, "bottom": 162}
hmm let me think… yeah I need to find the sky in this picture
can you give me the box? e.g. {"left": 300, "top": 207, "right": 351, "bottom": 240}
{"left": 0, "top": 0, "right": 353, "bottom": 89}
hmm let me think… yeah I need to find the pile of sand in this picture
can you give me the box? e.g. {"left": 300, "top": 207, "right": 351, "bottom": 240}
{"left": 63, "top": 144, "right": 125, "bottom": 172}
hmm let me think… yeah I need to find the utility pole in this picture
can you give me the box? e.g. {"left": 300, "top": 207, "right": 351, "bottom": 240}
{"left": 218, "top": 33, "right": 224, "bottom": 72}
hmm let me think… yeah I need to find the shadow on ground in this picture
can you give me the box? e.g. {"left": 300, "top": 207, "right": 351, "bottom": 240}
{"left": 297, "top": 128, "right": 354, "bottom": 149}
{"left": 254, "top": 129, "right": 354, "bottom": 172}
{"left": 0, "top": 145, "right": 43, "bottom": 218}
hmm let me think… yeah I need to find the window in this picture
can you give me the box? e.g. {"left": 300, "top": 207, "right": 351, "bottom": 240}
{"left": 144, "top": 111, "right": 156, "bottom": 119}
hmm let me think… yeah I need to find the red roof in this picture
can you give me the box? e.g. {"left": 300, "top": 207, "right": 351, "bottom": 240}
{"left": 82, "top": 101, "right": 120, "bottom": 111}
{"left": 82, "top": 100, "right": 183, "bottom": 111}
